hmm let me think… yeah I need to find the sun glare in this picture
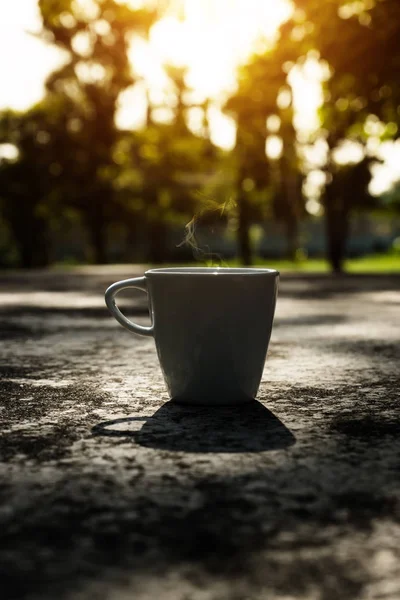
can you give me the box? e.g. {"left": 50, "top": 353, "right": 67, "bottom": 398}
{"left": 121, "top": 0, "right": 293, "bottom": 146}
{"left": 0, "top": 0, "right": 293, "bottom": 140}
{"left": 0, "top": 0, "right": 64, "bottom": 111}
{"left": 133, "top": 0, "right": 293, "bottom": 101}
{"left": 1, "top": 1, "right": 398, "bottom": 193}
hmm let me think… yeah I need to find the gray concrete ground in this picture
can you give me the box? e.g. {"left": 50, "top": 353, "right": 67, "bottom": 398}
{"left": 0, "top": 267, "right": 399, "bottom": 600}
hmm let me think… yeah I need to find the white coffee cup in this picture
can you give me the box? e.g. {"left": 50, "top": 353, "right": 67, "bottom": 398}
{"left": 105, "top": 267, "right": 279, "bottom": 405}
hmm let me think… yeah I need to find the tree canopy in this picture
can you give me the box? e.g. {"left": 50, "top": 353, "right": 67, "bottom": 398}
{"left": 1, "top": 0, "right": 399, "bottom": 269}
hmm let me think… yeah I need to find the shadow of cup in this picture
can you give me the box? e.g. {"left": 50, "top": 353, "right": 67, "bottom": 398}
{"left": 92, "top": 400, "right": 295, "bottom": 453}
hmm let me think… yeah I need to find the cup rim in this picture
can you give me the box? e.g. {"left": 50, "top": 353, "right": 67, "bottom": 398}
{"left": 145, "top": 267, "right": 279, "bottom": 276}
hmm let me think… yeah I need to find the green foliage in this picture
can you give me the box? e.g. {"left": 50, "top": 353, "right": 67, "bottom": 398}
{"left": 37, "top": 0, "right": 156, "bottom": 263}
{"left": 381, "top": 179, "right": 400, "bottom": 213}
{"left": 2, "top": 0, "right": 400, "bottom": 269}
{"left": 271, "top": 0, "right": 400, "bottom": 270}
{"left": 225, "top": 42, "right": 305, "bottom": 263}
{"left": 0, "top": 100, "right": 73, "bottom": 266}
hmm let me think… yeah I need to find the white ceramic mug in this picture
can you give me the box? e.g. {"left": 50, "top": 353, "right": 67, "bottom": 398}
{"left": 105, "top": 267, "right": 279, "bottom": 405}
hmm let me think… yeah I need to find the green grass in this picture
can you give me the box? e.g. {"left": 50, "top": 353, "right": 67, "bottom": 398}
{"left": 50, "top": 252, "right": 400, "bottom": 273}
{"left": 344, "top": 253, "right": 400, "bottom": 273}
{"left": 222, "top": 253, "right": 400, "bottom": 273}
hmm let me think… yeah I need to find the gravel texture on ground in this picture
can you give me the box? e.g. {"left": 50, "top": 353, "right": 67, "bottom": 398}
{"left": 0, "top": 267, "right": 399, "bottom": 600}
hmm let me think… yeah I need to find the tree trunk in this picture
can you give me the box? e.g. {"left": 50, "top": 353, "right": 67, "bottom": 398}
{"left": 86, "top": 210, "right": 108, "bottom": 264}
{"left": 327, "top": 231, "right": 345, "bottom": 273}
{"left": 285, "top": 217, "right": 299, "bottom": 262}
{"left": 324, "top": 189, "right": 348, "bottom": 274}
{"left": 19, "top": 239, "right": 35, "bottom": 268}
{"left": 14, "top": 219, "right": 50, "bottom": 268}
{"left": 90, "top": 225, "right": 107, "bottom": 264}
{"left": 126, "top": 220, "right": 140, "bottom": 262}
{"left": 280, "top": 156, "right": 301, "bottom": 262}
{"left": 84, "top": 196, "right": 109, "bottom": 264}
{"left": 148, "top": 219, "right": 167, "bottom": 264}
{"left": 237, "top": 193, "right": 252, "bottom": 266}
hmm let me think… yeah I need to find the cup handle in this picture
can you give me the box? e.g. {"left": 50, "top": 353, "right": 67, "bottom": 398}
{"left": 105, "top": 277, "right": 154, "bottom": 337}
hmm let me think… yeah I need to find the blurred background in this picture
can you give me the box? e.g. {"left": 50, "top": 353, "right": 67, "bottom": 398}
{"left": 1, "top": 0, "right": 400, "bottom": 274}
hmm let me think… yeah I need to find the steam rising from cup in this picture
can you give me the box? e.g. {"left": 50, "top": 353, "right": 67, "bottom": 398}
{"left": 177, "top": 193, "right": 237, "bottom": 266}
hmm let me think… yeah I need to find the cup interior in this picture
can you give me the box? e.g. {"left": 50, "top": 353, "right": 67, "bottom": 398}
{"left": 146, "top": 267, "right": 278, "bottom": 276}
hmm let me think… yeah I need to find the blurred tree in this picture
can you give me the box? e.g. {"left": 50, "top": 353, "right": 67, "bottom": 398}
{"left": 299, "top": 0, "right": 400, "bottom": 126}
{"left": 117, "top": 66, "right": 219, "bottom": 263}
{"left": 324, "top": 156, "right": 374, "bottom": 269}
{"left": 380, "top": 180, "right": 400, "bottom": 213}
{"left": 286, "top": 0, "right": 400, "bottom": 270}
{"left": 35, "top": 0, "right": 155, "bottom": 263}
{"left": 271, "top": 90, "right": 305, "bottom": 261}
{"left": 1, "top": 1, "right": 223, "bottom": 267}
{"left": 225, "top": 63, "right": 273, "bottom": 265}
{"left": 0, "top": 100, "right": 71, "bottom": 267}
{"left": 225, "top": 40, "right": 304, "bottom": 264}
